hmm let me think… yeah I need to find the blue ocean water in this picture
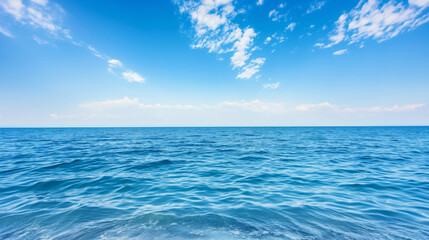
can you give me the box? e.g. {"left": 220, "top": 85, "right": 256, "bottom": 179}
{"left": 0, "top": 127, "right": 428, "bottom": 239}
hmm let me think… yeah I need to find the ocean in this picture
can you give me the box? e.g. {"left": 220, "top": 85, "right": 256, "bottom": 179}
{"left": 0, "top": 127, "right": 428, "bottom": 239}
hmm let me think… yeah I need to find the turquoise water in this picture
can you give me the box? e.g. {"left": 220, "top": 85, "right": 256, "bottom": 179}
{"left": 0, "top": 127, "right": 428, "bottom": 239}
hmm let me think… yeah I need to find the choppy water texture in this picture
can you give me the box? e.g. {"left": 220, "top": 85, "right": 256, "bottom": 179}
{"left": 1, "top": 127, "right": 429, "bottom": 239}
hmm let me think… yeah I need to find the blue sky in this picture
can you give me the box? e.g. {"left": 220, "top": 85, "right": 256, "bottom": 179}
{"left": 0, "top": 0, "right": 428, "bottom": 126}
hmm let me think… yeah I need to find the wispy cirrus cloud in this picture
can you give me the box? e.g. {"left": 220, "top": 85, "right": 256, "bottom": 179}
{"left": 218, "top": 99, "right": 285, "bottom": 112}
{"left": 0, "top": 25, "right": 13, "bottom": 37}
{"left": 264, "top": 36, "right": 272, "bottom": 44}
{"left": 286, "top": 22, "right": 296, "bottom": 31}
{"left": 333, "top": 49, "right": 347, "bottom": 55}
{"left": 80, "top": 97, "right": 142, "bottom": 109}
{"left": 87, "top": 45, "right": 145, "bottom": 83}
{"left": 80, "top": 97, "right": 209, "bottom": 110}
{"left": 317, "top": 0, "right": 429, "bottom": 48}
{"left": 0, "top": 0, "right": 145, "bottom": 83}
{"left": 306, "top": 0, "right": 326, "bottom": 14}
{"left": 295, "top": 102, "right": 426, "bottom": 112}
{"left": 174, "top": 0, "right": 265, "bottom": 79}
{"left": 236, "top": 57, "right": 265, "bottom": 79}
{"left": 47, "top": 99, "right": 427, "bottom": 126}
{"left": 263, "top": 82, "right": 280, "bottom": 90}
{"left": 80, "top": 97, "right": 285, "bottom": 113}
{"left": 295, "top": 102, "right": 339, "bottom": 111}
{"left": 80, "top": 97, "right": 426, "bottom": 115}
{"left": 264, "top": 32, "right": 285, "bottom": 47}
{"left": 269, "top": 3, "right": 288, "bottom": 22}
{"left": 344, "top": 103, "right": 426, "bottom": 112}
{"left": 0, "top": 0, "right": 64, "bottom": 34}
{"left": 32, "top": 35, "right": 49, "bottom": 44}
{"left": 122, "top": 70, "right": 145, "bottom": 83}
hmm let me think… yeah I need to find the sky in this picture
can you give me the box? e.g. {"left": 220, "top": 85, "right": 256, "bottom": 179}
{"left": 0, "top": 0, "right": 428, "bottom": 127}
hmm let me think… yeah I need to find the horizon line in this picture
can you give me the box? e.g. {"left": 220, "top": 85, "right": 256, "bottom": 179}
{"left": 1, "top": 125, "right": 429, "bottom": 129}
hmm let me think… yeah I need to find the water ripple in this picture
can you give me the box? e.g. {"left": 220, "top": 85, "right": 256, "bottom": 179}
{"left": 0, "top": 127, "right": 428, "bottom": 239}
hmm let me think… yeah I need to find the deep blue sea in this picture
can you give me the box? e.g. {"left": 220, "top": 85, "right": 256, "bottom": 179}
{"left": 0, "top": 127, "right": 429, "bottom": 239}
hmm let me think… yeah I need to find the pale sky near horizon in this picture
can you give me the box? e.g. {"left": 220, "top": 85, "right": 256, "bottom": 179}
{"left": 1, "top": 0, "right": 429, "bottom": 127}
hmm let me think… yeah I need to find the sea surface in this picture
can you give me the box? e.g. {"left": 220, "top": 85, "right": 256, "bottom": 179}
{"left": 0, "top": 127, "right": 428, "bottom": 239}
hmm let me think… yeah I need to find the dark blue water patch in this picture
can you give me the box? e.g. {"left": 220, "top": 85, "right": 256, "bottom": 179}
{"left": 238, "top": 155, "right": 269, "bottom": 161}
{"left": 126, "top": 159, "right": 177, "bottom": 170}
{"left": 116, "top": 148, "right": 165, "bottom": 155}
{"left": 0, "top": 127, "right": 429, "bottom": 239}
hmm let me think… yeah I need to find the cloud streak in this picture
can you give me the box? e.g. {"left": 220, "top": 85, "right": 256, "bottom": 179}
{"left": 318, "top": 0, "right": 429, "bottom": 48}
{"left": 80, "top": 97, "right": 426, "bottom": 114}
{"left": 295, "top": 102, "right": 426, "bottom": 112}
{"left": 307, "top": 0, "right": 326, "bottom": 14}
{"left": 122, "top": 71, "right": 145, "bottom": 83}
{"left": 263, "top": 82, "right": 280, "bottom": 89}
{"left": 269, "top": 3, "right": 288, "bottom": 22}
{"left": 0, "top": 0, "right": 145, "bottom": 83}
{"left": 0, "top": 26, "right": 13, "bottom": 37}
{"left": 333, "top": 49, "right": 347, "bottom": 55}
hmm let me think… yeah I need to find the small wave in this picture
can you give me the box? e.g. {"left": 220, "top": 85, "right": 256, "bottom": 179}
{"left": 1, "top": 127, "right": 429, "bottom": 239}
{"left": 127, "top": 159, "right": 175, "bottom": 170}
{"left": 238, "top": 156, "right": 269, "bottom": 161}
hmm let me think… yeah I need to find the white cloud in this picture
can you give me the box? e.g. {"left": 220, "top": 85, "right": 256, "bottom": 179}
{"left": 269, "top": 9, "right": 287, "bottom": 22}
{"left": 33, "top": 35, "right": 48, "bottom": 44}
{"left": 295, "top": 102, "right": 426, "bottom": 112}
{"left": 0, "top": 0, "right": 25, "bottom": 20}
{"left": 333, "top": 49, "right": 348, "bottom": 55}
{"left": 80, "top": 97, "right": 285, "bottom": 113}
{"left": 269, "top": 9, "right": 279, "bottom": 19}
{"left": 264, "top": 36, "right": 272, "bottom": 44}
{"left": 256, "top": 0, "right": 263, "bottom": 6}
{"left": 230, "top": 28, "right": 256, "bottom": 68}
{"left": 86, "top": 48, "right": 144, "bottom": 82}
{"left": 268, "top": 3, "right": 288, "bottom": 22}
{"left": 31, "top": 0, "right": 48, "bottom": 6}
{"left": 267, "top": 32, "right": 286, "bottom": 47}
{"left": 122, "top": 71, "right": 145, "bottom": 83}
{"left": 81, "top": 97, "right": 426, "bottom": 116}
{"left": 0, "top": 0, "right": 62, "bottom": 32}
{"left": 49, "top": 113, "right": 58, "bottom": 119}
{"left": 108, "top": 59, "right": 123, "bottom": 72}
{"left": 175, "top": 0, "right": 264, "bottom": 79}
{"left": 26, "top": 7, "right": 59, "bottom": 31}
{"left": 324, "top": 13, "right": 348, "bottom": 48}
{"left": 295, "top": 102, "right": 338, "bottom": 111}
{"left": 0, "top": 26, "right": 13, "bottom": 37}
{"left": 189, "top": 0, "right": 233, "bottom": 32}
{"left": 286, "top": 22, "right": 296, "bottom": 31}
{"left": 307, "top": 1, "right": 326, "bottom": 14}
{"left": 1, "top": 0, "right": 145, "bottom": 83}
{"left": 108, "top": 59, "right": 122, "bottom": 67}
{"left": 80, "top": 96, "right": 208, "bottom": 110}
{"left": 80, "top": 97, "right": 141, "bottom": 108}
{"left": 49, "top": 113, "right": 109, "bottom": 120}
{"left": 263, "top": 82, "right": 280, "bottom": 89}
{"left": 43, "top": 100, "right": 428, "bottom": 126}
{"left": 217, "top": 99, "right": 285, "bottom": 112}
{"left": 322, "top": 0, "right": 429, "bottom": 48}
{"left": 409, "top": 0, "right": 429, "bottom": 7}
{"left": 344, "top": 103, "right": 426, "bottom": 112}
{"left": 237, "top": 57, "right": 265, "bottom": 79}
{"left": 87, "top": 45, "right": 105, "bottom": 59}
